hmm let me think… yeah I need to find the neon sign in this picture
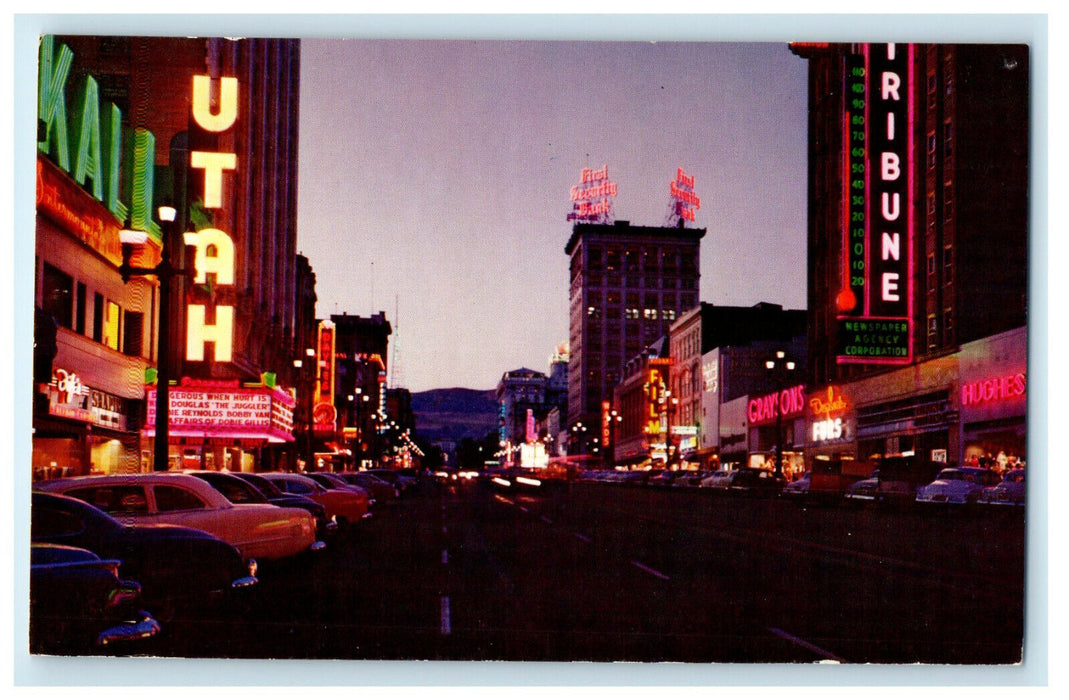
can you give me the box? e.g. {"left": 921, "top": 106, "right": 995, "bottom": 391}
{"left": 669, "top": 168, "right": 701, "bottom": 222}
{"left": 567, "top": 165, "right": 617, "bottom": 223}
{"left": 747, "top": 384, "right": 806, "bottom": 426}
{"left": 185, "top": 74, "right": 239, "bottom": 363}
{"left": 37, "top": 36, "right": 160, "bottom": 242}
{"left": 146, "top": 381, "right": 295, "bottom": 443}
{"left": 836, "top": 43, "right": 914, "bottom": 365}
{"left": 808, "top": 386, "right": 850, "bottom": 443}
{"left": 962, "top": 372, "right": 1026, "bottom": 407}
{"left": 645, "top": 366, "right": 667, "bottom": 435}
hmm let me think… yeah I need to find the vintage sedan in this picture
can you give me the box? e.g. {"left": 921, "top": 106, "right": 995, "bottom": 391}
{"left": 37, "top": 472, "right": 320, "bottom": 562}
{"left": 259, "top": 472, "right": 370, "bottom": 527}
{"left": 30, "top": 543, "right": 161, "bottom": 654}
{"left": 781, "top": 471, "right": 812, "bottom": 500}
{"left": 915, "top": 467, "right": 1003, "bottom": 507}
{"left": 225, "top": 471, "right": 337, "bottom": 537}
{"left": 336, "top": 471, "right": 400, "bottom": 503}
{"left": 32, "top": 491, "right": 257, "bottom": 620}
{"left": 981, "top": 468, "right": 1026, "bottom": 507}
{"left": 304, "top": 472, "right": 375, "bottom": 505}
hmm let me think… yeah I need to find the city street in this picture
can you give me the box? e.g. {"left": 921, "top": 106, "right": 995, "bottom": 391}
{"left": 142, "top": 477, "right": 1025, "bottom": 664}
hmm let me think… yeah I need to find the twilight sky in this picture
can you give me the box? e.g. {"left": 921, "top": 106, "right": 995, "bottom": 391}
{"left": 296, "top": 39, "right": 809, "bottom": 393}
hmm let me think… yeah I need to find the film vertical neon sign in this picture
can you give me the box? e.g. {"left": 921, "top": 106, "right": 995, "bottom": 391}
{"left": 185, "top": 74, "right": 238, "bottom": 363}
{"left": 837, "top": 43, "right": 914, "bottom": 364}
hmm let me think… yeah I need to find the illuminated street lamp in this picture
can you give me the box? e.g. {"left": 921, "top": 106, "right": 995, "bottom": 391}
{"left": 764, "top": 350, "right": 797, "bottom": 477}
{"left": 120, "top": 205, "right": 191, "bottom": 472}
{"left": 605, "top": 409, "right": 622, "bottom": 469}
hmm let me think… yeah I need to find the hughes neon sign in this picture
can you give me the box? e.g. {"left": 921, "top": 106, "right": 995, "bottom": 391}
{"left": 836, "top": 43, "right": 915, "bottom": 365}
{"left": 962, "top": 373, "right": 1026, "bottom": 407}
{"left": 184, "top": 74, "right": 239, "bottom": 363}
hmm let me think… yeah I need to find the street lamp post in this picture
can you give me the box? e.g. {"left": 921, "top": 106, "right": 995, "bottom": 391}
{"left": 764, "top": 350, "right": 796, "bottom": 478}
{"left": 606, "top": 409, "right": 622, "bottom": 469}
{"left": 120, "top": 205, "right": 190, "bottom": 472}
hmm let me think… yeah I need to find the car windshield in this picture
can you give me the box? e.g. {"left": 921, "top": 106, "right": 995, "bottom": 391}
{"left": 196, "top": 474, "right": 269, "bottom": 504}
{"left": 937, "top": 470, "right": 964, "bottom": 481}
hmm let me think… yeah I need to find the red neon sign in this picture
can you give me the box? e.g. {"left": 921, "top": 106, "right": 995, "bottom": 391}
{"left": 962, "top": 373, "right": 1026, "bottom": 407}
{"left": 747, "top": 384, "right": 807, "bottom": 426}
{"left": 669, "top": 168, "right": 701, "bottom": 222}
{"left": 567, "top": 165, "right": 617, "bottom": 223}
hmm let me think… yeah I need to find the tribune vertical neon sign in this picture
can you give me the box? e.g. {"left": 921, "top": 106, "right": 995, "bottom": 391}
{"left": 185, "top": 75, "right": 238, "bottom": 363}
{"left": 836, "top": 43, "right": 914, "bottom": 365}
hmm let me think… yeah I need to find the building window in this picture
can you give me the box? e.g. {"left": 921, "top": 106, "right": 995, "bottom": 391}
{"left": 103, "top": 300, "right": 121, "bottom": 351}
{"left": 93, "top": 293, "right": 104, "bottom": 342}
{"left": 42, "top": 264, "right": 74, "bottom": 329}
{"left": 943, "top": 245, "right": 953, "bottom": 282}
{"left": 944, "top": 122, "right": 953, "bottom": 157}
{"left": 927, "top": 132, "right": 937, "bottom": 169}
{"left": 927, "top": 252, "right": 936, "bottom": 291}
{"left": 123, "top": 311, "right": 144, "bottom": 357}
{"left": 943, "top": 308, "right": 953, "bottom": 338}
{"left": 75, "top": 282, "right": 87, "bottom": 335}
{"left": 927, "top": 314, "right": 938, "bottom": 349}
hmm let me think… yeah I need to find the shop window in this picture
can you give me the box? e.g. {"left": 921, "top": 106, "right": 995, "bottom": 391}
{"left": 42, "top": 263, "right": 74, "bottom": 329}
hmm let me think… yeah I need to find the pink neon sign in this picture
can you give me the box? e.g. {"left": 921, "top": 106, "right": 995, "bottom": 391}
{"left": 567, "top": 165, "right": 617, "bottom": 223}
{"left": 669, "top": 168, "right": 701, "bottom": 222}
{"left": 747, "top": 384, "right": 807, "bottom": 425}
{"left": 145, "top": 384, "right": 295, "bottom": 443}
{"left": 961, "top": 373, "right": 1026, "bottom": 407}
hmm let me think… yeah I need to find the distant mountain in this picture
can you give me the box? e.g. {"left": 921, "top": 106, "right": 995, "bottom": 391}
{"left": 412, "top": 388, "right": 499, "bottom": 445}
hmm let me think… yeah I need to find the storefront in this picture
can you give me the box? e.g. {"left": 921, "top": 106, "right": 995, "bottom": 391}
{"left": 746, "top": 383, "right": 807, "bottom": 478}
{"left": 845, "top": 353, "right": 959, "bottom": 465}
{"left": 804, "top": 383, "right": 858, "bottom": 464}
{"left": 957, "top": 327, "right": 1027, "bottom": 470}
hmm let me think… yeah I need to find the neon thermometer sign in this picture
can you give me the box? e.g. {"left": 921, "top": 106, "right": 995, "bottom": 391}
{"left": 836, "top": 43, "right": 915, "bottom": 365}
{"left": 567, "top": 165, "right": 617, "bottom": 223}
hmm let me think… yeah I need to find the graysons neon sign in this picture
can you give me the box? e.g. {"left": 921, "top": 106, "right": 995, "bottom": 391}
{"left": 962, "top": 373, "right": 1026, "bottom": 407}
{"left": 747, "top": 384, "right": 806, "bottom": 425}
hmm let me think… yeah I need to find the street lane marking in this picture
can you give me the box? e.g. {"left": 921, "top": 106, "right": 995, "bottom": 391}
{"left": 767, "top": 627, "right": 845, "bottom": 663}
{"left": 442, "top": 525, "right": 448, "bottom": 535}
{"left": 441, "top": 596, "right": 451, "bottom": 636}
{"left": 572, "top": 532, "right": 591, "bottom": 543}
{"left": 442, "top": 549, "right": 449, "bottom": 564}
{"left": 517, "top": 505, "right": 529, "bottom": 513}
{"left": 630, "top": 560, "right": 670, "bottom": 580}
{"left": 540, "top": 515, "right": 553, "bottom": 524}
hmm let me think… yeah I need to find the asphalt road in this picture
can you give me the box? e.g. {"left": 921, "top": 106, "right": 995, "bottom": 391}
{"left": 138, "top": 477, "right": 1025, "bottom": 664}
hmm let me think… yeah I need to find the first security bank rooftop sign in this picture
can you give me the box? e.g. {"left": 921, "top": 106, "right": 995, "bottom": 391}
{"left": 836, "top": 43, "right": 915, "bottom": 365}
{"left": 37, "top": 36, "right": 238, "bottom": 365}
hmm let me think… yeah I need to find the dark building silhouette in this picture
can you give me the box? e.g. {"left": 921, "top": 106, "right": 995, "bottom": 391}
{"left": 565, "top": 220, "right": 704, "bottom": 452}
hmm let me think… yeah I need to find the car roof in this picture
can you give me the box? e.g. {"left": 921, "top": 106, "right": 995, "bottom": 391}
{"left": 38, "top": 472, "right": 231, "bottom": 506}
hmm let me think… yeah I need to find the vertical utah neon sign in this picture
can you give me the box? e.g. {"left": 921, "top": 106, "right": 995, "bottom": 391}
{"left": 836, "top": 43, "right": 914, "bottom": 365}
{"left": 185, "top": 75, "right": 238, "bottom": 363}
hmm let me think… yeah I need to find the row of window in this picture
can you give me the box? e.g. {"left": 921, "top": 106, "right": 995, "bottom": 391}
{"left": 41, "top": 262, "right": 149, "bottom": 359}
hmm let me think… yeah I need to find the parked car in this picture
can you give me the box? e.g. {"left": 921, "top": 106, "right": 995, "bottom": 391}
{"left": 37, "top": 473, "right": 321, "bottom": 562}
{"left": 304, "top": 472, "right": 375, "bottom": 506}
{"left": 844, "top": 457, "right": 944, "bottom": 507}
{"left": 980, "top": 469, "right": 1026, "bottom": 507}
{"left": 916, "top": 467, "right": 1003, "bottom": 507}
{"left": 699, "top": 470, "right": 735, "bottom": 490}
{"left": 336, "top": 471, "right": 400, "bottom": 503}
{"left": 226, "top": 471, "right": 337, "bottom": 537}
{"left": 31, "top": 491, "right": 257, "bottom": 620}
{"left": 259, "top": 472, "right": 370, "bottom": 527}
{"left": 781, "top": 471, "right": 812, "bottom": 500}
{"left": 30, "top": 543, "right": 161, "bottom": 654}
{"left": 366, "top": 469, "right": 418, "bottom": 495}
